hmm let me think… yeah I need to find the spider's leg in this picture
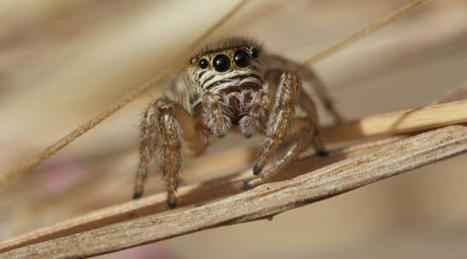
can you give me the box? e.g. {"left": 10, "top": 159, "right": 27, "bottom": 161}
{"left": 298, "top": 88, "right": 327, "bottom": 155}
{"left": 301, "top": 69, "right": 343, "bottom": 124}
{"left": 244, "top": 71, "right": 327, "bottom": 189}
{"left": 253, "top": 72, "right": 300, "bottom": 176}
{"left": 265, "top": 54, "right": 344, "bottom": 124}
{"left": 134, "top": 98, "right": 183, "bottom": 209}
{"left": 173, "top": 106, "right": 211, "bottom": 158}
{"left": 133, "top": 103, "right": 158, "bottom": 200}
{"left": 265, "top": 69, "right": 326, "bottom": 154}
{"left": 155, "top": 99, "right": 183, "bottom": 208}
{"left": 244, "top": 119, "right": 314, "bottom": 188}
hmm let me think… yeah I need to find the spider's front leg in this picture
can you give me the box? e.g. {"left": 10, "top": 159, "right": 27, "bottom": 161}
{"left": 265, "top": 54, "right": 344, "bottom": 124}
{"left": 244, "top": 72, "right": 326, "bottom": 189}
{"left": 133, "top": 98, "right": 182, "bottom": 208}
{"left": 246, "top": 72, "right": 300, "bottom": 188}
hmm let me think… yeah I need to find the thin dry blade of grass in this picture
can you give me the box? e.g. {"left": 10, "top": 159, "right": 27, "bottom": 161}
{"left": 3, "top": 125, "right": 466, "bottom": 258}
{"left": 305, "top": 0, "right": 429, "bottom": 65}
{"left": 322, "top": 99, "right": 467, "bottom": 143}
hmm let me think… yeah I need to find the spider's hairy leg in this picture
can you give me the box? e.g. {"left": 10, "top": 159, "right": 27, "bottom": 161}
{"left": 264, "top": 68, "right": 327, "bottom": 155}
{"left": 134, "top": 98, "right": 182, "bottom": 209}
{"left": 156, "top": 99, "right": 183, "bottom": 208}
{"left": 301, "top": 69, "right": 343, "bottom": 124}
{"left": 298, "top": 88, "right": 327, "bottom": 155}
{"left": 172, "top": 107, "right": 210, "bottom": 158}
{"left": 244, "top": 119, "right": 314, "bottom": 188}
{"left": 266, "top": 54, "right": 344, "bottom": 124}
{"left": 252, "top": 72, "right": 300, "bottom": 176}
{"left": 133, "top": 105, "right": 157, "bottom": 200}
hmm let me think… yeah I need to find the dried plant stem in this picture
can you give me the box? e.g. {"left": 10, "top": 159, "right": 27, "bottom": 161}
{"left": 322, "top": 100, "right": 467, "bottom": 143}
{"left": 305, "top": 0, "right": 429, "bottom": 65}
{"left": 3, "top": 125, "right": 466, "bottom": 258}
{"left": 0, "top": 0, "right": 248, "bottom": 187}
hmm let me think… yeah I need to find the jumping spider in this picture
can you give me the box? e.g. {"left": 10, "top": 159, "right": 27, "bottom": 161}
{"left": 133, "top": 37, "right": 342, "bottom": 208}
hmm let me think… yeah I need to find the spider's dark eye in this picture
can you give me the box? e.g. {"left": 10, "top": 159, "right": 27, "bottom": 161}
{"left": 198, "top": 59, "right": 208, "bottom": 69}
{"left": 234, "top": 50, "right": 249, "bottom": 68}
{"left": 213, "top": 54, "right": 231, "bottom": 72}
{"left": 250, "top": 48, "right": 259, "bottom": 58}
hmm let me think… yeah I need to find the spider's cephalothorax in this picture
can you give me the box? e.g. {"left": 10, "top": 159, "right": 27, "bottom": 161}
{"left": 187, "top": 42, "right": 268, "bottom": 138}
{"left": 133, "top": 37, "right": 343, "bottom": 208}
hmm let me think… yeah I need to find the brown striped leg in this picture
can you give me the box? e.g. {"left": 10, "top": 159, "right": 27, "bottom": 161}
{"left": 244, "top": 119, "right": 314, "bottom": 188}
{"left": 265, "top": 54, "right": 344, "bottom": 124}
{"left": 133, "top": 102, "right": 158, "bottom": 200}
{"left": 301, "top": 69, "right": 343, "bottom": 124}
{"left": 298, "top": 88, "right": 327, "bottom": 155}
{"left": 251, "top": 72, "right": 301, "bottom": 178}
{"left": 265, "top": 68, "right": 327, "bottom": 155}
{"left": 134, "top": 98, "right": 182, "bottom": 209}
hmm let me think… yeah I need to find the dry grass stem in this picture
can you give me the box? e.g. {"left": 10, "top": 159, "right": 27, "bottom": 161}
{"left": 322, "top": 100, "right": 467, "bottom": 143}
{"left": 2, "top": 125, "right": 466, "bottom": 258}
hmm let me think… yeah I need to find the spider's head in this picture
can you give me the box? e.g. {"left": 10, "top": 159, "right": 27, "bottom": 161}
{"left": 187, "top": 38, "right": 264, "bottom": 90}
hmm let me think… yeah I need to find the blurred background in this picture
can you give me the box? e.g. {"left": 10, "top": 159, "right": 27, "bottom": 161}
{"left": 1, "top": 0, "right": 467, "bottom": 258}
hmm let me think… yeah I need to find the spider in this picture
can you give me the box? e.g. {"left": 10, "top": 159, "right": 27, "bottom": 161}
{"left": 133, "top": 37, "right": 343, "bottom": 208}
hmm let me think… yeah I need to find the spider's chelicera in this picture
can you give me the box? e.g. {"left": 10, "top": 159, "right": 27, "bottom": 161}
{"left": 133, "top": 37, "right": 342, "bottom": 208}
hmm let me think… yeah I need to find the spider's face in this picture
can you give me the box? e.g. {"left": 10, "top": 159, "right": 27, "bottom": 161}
{"left": 187, "top": 42, "right": 263, "bottom": 91}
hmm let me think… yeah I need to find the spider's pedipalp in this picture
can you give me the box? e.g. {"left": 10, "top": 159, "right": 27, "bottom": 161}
{"left": 202, "top": 92, "right": 232, "bottom": 138}
{"left": 239, "top": 90, "right": 269, "bottom": 138}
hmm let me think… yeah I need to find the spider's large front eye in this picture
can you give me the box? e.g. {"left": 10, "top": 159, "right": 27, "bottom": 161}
{"left": 234, "top": 50, "right": 249, "bottom": 68}
{"left": 213, "top": 54, "right": 231, "bottom": 72}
